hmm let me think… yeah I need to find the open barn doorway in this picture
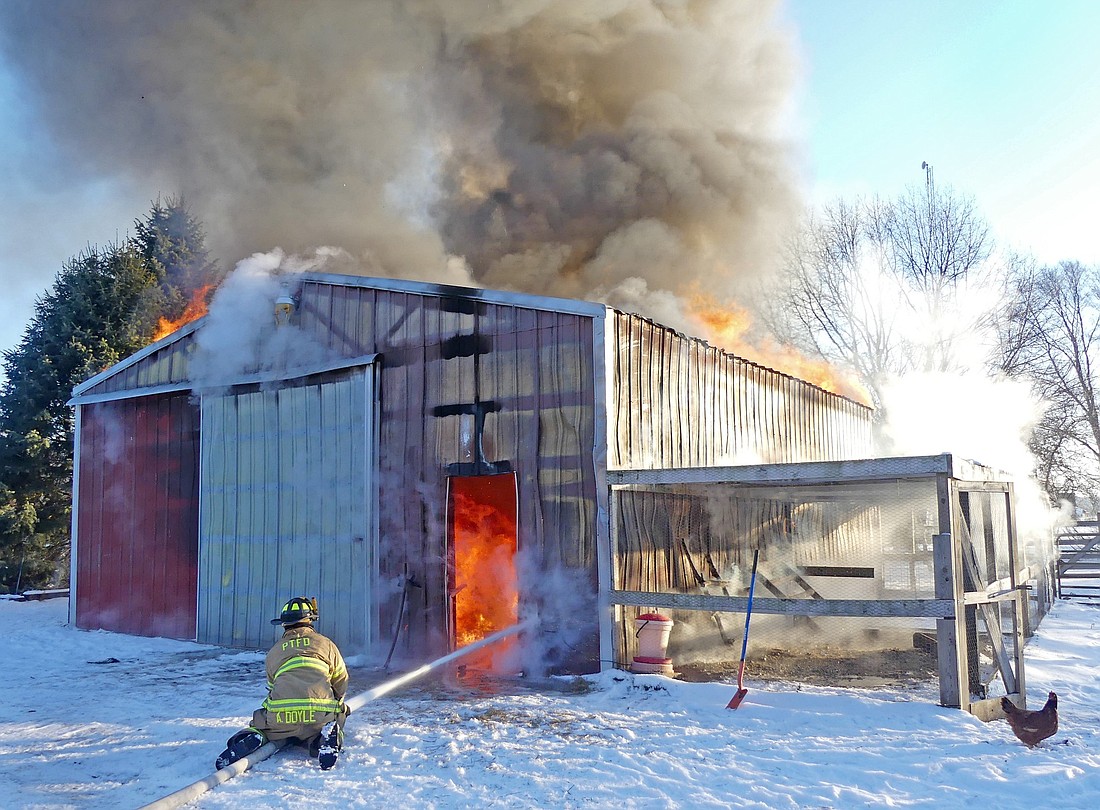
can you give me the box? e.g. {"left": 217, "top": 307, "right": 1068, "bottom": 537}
{"left": 446, "top": 472, "right": 519, "bottom": 672}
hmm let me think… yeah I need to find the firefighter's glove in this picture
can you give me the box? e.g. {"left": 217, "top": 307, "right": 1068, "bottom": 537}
{"left": 341, "top": 702, "right": 352, "bottom": 716}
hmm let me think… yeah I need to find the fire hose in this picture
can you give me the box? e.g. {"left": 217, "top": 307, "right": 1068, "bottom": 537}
{"left": 137, "top": 618, "right": 534, "bottom": 810}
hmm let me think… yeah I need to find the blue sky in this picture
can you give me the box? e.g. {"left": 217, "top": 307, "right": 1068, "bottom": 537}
{"left": 784, "top": 0, "right": 1100, "bottom": 262}
{"left": 2, "top": 1, "right": 1099, "bottom": 363}
{"left": 0, "top": 57, "right": 148, "bottom": 361}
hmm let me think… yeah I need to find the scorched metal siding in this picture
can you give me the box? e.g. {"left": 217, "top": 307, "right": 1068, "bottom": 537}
{"left": 608, "top": 311, "right": 872, "bottom": 468}
{"left": 74, "top": 394, "right": 199, "bottom": 638}
{"left": 75, "top": 324, "right": 197, "bottom": 399}
{"left": 294, "top": 280, "right": 601, "bottom": 666}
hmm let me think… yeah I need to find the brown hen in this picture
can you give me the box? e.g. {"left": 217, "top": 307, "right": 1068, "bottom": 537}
{"left": 1001, "top": 691, "right": 1058, "bottom": 747}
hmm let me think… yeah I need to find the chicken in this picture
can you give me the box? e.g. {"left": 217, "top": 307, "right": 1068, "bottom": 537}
{"left": 1001, "top": 691, "right": 1058, "bottom": 747}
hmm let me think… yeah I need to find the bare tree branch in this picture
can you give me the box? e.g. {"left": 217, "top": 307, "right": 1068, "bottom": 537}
{"left": 764, "top": 181, "right": 994, "bottom": 409}
{"left": 1003, "top": 260, "right": 1100, "bottom": 499}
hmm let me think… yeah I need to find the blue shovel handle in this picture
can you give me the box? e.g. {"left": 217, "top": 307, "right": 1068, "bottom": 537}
{"left": 739, "top": 549, "right": 760, "bottom": 665}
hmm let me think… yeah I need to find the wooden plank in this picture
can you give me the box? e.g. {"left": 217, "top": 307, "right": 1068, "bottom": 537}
{"left": 969, "top": 695, "right": 1010, "bottom": 723}
{"left": 958, "top": 524, "right": 1017, "bottom": 693}
{"left": 20, "top": 589, "right": 70, "bottom": 601}
{"left": 935, "top": 617, "right": 961, "bottom": 708}
{"left": 944, "top": 479, "right": 972, "bottom": 711}
{"left": 609, "top": 589, "right": 954, "bottom": 618}
{"left": 1006, "top": 484, "right": 1028, "bottom": 694}
{"left": 962, "top": 589, "right": 1023, "bottom": 605}
{"left": 608, "top": 454, "right": 965, "bottom": 487}
{"left": 933, "top": 532, "right": 961, "bottom": 708}
{"left": 800, "top": 565, "right": 875, "bottom": 578}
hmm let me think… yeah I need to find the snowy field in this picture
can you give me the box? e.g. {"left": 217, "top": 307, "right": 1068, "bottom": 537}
{"left": 2, "top": 597, "right": 1098, "bottom": 809}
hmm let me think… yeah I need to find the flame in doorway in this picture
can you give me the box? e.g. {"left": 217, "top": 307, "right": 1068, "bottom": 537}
{"left": 153, "top": 284, "right": 214, "bottom": 342}
{"left": 450, "top": 476, "right": 519, "bottom": 667}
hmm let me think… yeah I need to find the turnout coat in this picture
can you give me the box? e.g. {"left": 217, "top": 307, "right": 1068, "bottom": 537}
{"left": 251, "top": 625, "right": 349, "bottom": 742}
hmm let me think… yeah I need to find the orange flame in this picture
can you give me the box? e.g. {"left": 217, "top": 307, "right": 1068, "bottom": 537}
{"left": 152, "top": 284, "right": 214, "bottom": 342}
{"left": 450, "top": 477, "right": 519, "bottom": 668}
{"left": 688, "top": 291, "right": 873, "bottom": 406}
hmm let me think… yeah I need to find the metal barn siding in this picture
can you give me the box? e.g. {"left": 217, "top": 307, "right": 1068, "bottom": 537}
{"left": 197, "top": 368, "right": 373, "bottom": 654}
{"left": 607, "top": 311, "right": 873, "bottom": 469}
{"left": 75, "top": 322, "right": 199, "bottom": 399}
{"left": 294, "top": 279, "right": 603, "bottom": 667}
{"left": 74, "top": 394, "right": 199, "bottom": 638}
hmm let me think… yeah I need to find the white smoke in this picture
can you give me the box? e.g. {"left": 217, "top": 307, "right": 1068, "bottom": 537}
{"left": 878, "top": 371, "right": 1056, "bottom": 541}
{"left": 188, "top": 248, "right": 347, "bottom": 391}
{"left": 513, "top": 549, "right": 598, "bottom": 678}
{"left": 863, "top": 243, "right": 1059, "bottom": 541}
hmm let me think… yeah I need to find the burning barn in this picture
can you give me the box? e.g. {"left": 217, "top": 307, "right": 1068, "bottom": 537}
{"left": 67, "top": 271, "right": 873, "bottom": 674}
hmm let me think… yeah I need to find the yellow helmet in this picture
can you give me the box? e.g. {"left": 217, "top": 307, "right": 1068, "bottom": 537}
{"left": 270, "top": 596, "right": 318, "bottom": 626}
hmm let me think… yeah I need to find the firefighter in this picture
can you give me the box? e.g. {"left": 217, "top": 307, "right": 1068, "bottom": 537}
{"left": 215, "top": 596, "right": 351, "bottom": 771}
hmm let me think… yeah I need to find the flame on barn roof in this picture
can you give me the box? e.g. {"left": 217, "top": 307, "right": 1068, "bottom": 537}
{"left": 70, "top": 272, "right": 873, "bottom": 411}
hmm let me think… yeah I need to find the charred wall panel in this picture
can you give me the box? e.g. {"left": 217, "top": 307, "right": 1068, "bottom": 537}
{"left": 608, "top": 312, "right": 873, "bottom": 469}
{"left": 297, "top": 281, "right": 600, "bottom": 670}
{"left": 75, "top": 394, "right": 199, "bottom": 638}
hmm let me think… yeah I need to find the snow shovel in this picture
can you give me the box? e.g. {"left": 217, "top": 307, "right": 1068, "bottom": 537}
{"left": 726, "top": 548, "right": 760, "bottom": 709}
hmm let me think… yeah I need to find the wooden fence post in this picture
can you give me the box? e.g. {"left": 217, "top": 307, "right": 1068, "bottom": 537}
{"left": 933, "top": 532, "right": 960, "bottom": 708}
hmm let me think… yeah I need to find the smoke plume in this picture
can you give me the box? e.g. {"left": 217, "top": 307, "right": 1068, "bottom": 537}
{"left": 0, "top": 0, "right": 799, "bottom": 326}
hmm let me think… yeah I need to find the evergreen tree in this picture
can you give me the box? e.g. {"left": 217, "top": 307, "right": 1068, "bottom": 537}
{"left": 0, "top": 199, "right": 221, "bottom": 592}
{"left": 133, "top": 196, "right": 224, "bottom": 334}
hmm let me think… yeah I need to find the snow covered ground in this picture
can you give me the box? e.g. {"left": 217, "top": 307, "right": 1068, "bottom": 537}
{"left": 2, "top": 597, "right": 1098, "bottom": 809}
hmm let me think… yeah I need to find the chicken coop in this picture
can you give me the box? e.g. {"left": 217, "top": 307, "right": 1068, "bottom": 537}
{"left": 67, "top": 271, "right": 874, "bottom": 676}
{"left": 610, "top": 454, "right": 1055, "bottom": 716}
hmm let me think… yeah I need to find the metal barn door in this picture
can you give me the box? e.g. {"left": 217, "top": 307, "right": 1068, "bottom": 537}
{"left": 197, "top": 368, "right": 374, "bottom": 654}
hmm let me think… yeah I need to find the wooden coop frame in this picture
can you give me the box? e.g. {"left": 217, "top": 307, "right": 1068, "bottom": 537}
{"left": 606, "top": 454, "right": 1035, "bottom": 718}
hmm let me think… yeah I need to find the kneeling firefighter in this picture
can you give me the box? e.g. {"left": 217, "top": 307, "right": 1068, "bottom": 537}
{"left": 216, "top": 596, "right": 351, "bottom": 771}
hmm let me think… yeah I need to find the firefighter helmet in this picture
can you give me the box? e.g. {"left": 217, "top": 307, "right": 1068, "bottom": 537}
{"left": 270, "top": 596, "right": 319, "bottom": 626}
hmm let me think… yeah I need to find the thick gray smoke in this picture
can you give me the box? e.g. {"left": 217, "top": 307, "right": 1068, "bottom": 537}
{"left": 0, "top": 0, "right": 798, "bottom": 327}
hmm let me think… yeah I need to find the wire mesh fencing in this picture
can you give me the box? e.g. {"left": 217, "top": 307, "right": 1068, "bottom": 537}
{"left": 607, "top": 461, "right": 1051, "bottom": 704}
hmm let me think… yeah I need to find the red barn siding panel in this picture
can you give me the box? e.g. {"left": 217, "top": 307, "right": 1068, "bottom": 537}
{"left": 76, "top": 395, "right": 198, "bottom": 638}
